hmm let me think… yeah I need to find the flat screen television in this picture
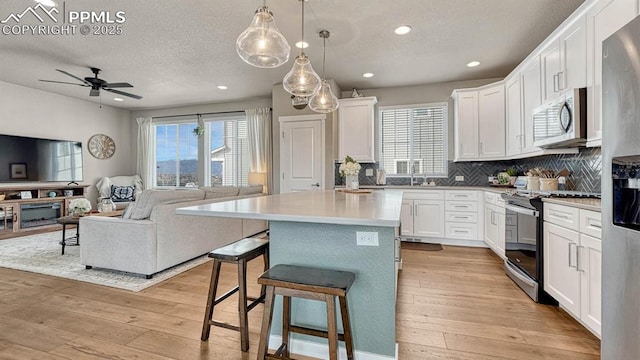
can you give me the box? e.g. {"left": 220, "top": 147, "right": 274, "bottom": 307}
{"left": 0, "top": 134, "right": 83, "bottom": 183}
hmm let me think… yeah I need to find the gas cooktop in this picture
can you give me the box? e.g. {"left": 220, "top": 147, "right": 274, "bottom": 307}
{"left": 505, "top": 189, "right": 601, "bottom": 199}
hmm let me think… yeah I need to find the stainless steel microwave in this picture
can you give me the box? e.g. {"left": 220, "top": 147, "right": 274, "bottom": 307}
{"left": 532, "top": 88, "right": 586, "bottom": 148}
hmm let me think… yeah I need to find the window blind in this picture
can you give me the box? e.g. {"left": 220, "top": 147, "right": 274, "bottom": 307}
{"left": 380, "top": 104, "right": 448, "bottom": 177}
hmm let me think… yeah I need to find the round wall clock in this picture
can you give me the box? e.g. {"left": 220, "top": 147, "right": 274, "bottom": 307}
{"left": 88, "top": 134, "right": 116, "bottom": 159}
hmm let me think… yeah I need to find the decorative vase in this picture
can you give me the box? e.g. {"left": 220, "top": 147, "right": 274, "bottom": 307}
{"left": 346, "top": 174, "right": 359, "bottom": 190}
{"left": 99, "top": 199, "right": 115, "bottom": 213}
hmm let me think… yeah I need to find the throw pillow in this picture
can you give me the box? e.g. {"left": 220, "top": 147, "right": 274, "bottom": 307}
{"left": 111, "top": 185, "right": 136, "bottom": 202}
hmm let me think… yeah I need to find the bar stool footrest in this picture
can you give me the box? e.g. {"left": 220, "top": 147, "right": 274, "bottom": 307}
{"left": 210, "top": 320, "right": 241, "bottom": 332}
{"left": 214, "top": 285, "right": 239, "bottom": 305}
{"left": 290, "top": 324, "right": 346, "bottom": 342}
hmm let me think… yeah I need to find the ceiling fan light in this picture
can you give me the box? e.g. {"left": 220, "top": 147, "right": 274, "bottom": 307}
{"left": 309, "top": 80, "right": 339, "bottom": 113}
{"left": 282, "top": 53, "right": 321, "bottom": 97}
{"left": 236, "top": 5, "right": 291, "bottom": 68}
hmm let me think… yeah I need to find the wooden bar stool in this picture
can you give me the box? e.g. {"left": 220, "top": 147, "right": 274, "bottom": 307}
{"left": 201, "top": 237, "right": 269, "bottom": 352}
{"left": 256, "top": 264, "right": 356, "bottom": 360}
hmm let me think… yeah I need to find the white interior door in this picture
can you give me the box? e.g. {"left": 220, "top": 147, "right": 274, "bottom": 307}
{"left": 280, "top": 116, "right": 324, "bottom": 193}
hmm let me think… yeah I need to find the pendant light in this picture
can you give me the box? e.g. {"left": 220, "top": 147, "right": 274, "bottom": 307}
{"left": 282, "top": 0, "right": 321, "bottom": 97}
{"left": 236, "top": 1, "right": 290, "bottom": 68}
{"left": 309, "top": 30, "right": 339, "bottom": 113}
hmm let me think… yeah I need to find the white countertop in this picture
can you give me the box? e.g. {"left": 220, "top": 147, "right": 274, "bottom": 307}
{"left": 542, "top": 197, "right": 602, "bottom": 212}
{"left": 176, "top": 190, "right": 403, "bottom": 227}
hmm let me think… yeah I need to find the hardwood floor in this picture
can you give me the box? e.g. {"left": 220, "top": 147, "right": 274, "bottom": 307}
{"left": 0, "top": 246, "right": 599, "bottom": 359}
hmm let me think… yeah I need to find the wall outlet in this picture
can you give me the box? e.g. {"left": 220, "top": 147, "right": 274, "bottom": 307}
{"left": 455, "top": 175, "right": 464, "bottom": 182}
{"left": 356, "top": 232, "right": 379, "bottom": 246}
{"left": 365, "top": 168, "right": 374, "bottom": 176}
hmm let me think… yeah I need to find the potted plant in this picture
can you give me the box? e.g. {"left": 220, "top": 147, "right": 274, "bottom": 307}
{"left": 339, "top": 156, "right": 361, "bottom": 190}
{"left": 506, "top": 167, "right": 519, "bottom": 186}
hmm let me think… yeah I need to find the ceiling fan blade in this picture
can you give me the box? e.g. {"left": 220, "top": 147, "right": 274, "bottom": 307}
{"left": 104, "top": 88, "right": 143, "bottom": 99}
{"left": 56, "top": 69, "right": 91, "bottom": 85}
{"left": 39, "top": 79, "right": 89, "bottom": 87}
{"left": 89, "top": 88, "right": 100, "bottom": 96}
{"left": 104, "top": 82, "right": 133, "bottom": 88}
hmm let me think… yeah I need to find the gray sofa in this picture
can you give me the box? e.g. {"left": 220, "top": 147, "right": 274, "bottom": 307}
{"left": 80, "top": 186, "right": 267, "bottom": 278}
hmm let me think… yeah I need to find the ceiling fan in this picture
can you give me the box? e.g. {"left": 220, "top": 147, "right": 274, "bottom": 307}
{"left": 39, "top": 67, "right": 143, "bottom": 99}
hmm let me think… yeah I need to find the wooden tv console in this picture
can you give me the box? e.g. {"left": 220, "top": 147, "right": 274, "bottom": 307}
{"left": 0, "top": 183, "right": 89, "bottom": 240}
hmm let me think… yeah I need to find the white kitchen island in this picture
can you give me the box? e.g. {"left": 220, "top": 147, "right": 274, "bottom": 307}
{"left": 177, "top": 190, "right": 402, "bottom": 360}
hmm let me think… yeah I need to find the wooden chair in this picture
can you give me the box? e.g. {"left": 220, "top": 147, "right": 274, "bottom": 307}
{"left": 256, "top": 264, "right": 356, "bottom": 360}
{"left": 201, "top": 237, "right": 269, "bottom": 352}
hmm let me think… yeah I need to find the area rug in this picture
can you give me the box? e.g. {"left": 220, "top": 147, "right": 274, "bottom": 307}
{"left": 0, "top": 231, "right": 211, "bottom": 292}
{"left": 401, "top": 241, "right": 443, "bottom": 251}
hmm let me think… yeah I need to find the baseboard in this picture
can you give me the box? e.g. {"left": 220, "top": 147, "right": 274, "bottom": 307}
{"left": 401, "top": 236, "right": 489, "bottom": 248}
{"left": 269, "top": 335, "right": 398, "bottom": 360}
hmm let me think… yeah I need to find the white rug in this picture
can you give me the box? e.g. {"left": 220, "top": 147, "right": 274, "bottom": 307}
{"left": 0, "top": 230, "right": 211, "bottom": 292}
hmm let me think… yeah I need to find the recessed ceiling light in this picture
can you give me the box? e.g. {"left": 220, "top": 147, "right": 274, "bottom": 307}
{"left": 295, "top": 41, "right": 309, "bottom": 49}
{"left": 363, "top": 73, "right": 374, "bottom": 78}
{"left": 467, "top": 61, "right": 480, "bottom": 68}
{"left": 35, "top": 0, "right": 57, "bottom": 7}
{"left": 113, "top": 97, "right": 124, "bottom": 102}
{"left": 217, "top": 85, "right": 228, "bottom": 90}
{"left": 394, "top": 25, "right": 412, "bottom": 35}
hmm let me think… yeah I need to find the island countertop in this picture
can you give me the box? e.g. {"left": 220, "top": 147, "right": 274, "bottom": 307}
{"left": 176, "top": 189, "right": 402, "bottom": 227}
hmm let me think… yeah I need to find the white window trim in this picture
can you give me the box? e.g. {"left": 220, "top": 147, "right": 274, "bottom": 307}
{"left": 378, "top": 102, "right": 448, "bottom": 178}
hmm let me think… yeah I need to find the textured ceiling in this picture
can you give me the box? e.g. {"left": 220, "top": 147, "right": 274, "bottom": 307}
{"left": 0, "top": 0, "right": 585, "bottom": 110}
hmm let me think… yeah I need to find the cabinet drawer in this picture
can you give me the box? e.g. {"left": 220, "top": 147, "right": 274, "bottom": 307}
{"left": 445, "top": 201, "right": 478, "bottom": 212}
{"left": 402, "top": 190, "right": 444, "bottom": 201}
{"left": 446, "top": 190, "right": 480, "bottom": 202}
{"left": 580, "top": 209, "right": 602, "bottom": 239}
{"left": 446, "top": 223, "right": 479, "bottom": 240}
{"left": 445, "top": 211, "right": 478, "bottom": 223}
{"left": 505, "top": 213, "right": 517, "bottom": 226}
{"left": 484, "top": 191, "right": 498, "bottom": 205}
{"left": 544, "top": 203, "right": 580, "bottom": 231}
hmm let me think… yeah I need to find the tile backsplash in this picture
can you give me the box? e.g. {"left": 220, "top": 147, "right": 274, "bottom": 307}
{"left": 335, "top": 147, "right": 602, "bottom": 192}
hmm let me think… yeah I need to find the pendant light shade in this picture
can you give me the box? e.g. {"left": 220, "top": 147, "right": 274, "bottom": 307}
{"left": 309, "top": 30, "right": 339, "bottom": 113}
{"left": 236, "top": 4, "right": 290, "bottom": 68}
{"left": 282, "top": 0, "right": 321, "bottom": 97}
{"left": 283, "top": 53, "right": 322, "bottom": 96}
{"left": 309, "top": 80, "right": 339, "bottom": 113}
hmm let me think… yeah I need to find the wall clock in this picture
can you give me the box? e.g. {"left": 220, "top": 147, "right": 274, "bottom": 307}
{"left": 88, "top": 134, "right": 116, "bottom": 159}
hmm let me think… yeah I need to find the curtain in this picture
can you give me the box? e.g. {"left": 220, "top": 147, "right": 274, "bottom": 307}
{"left": 246, "top": 108, "right": 272, "bottom": 194}
{"left": 136, "top": 117, "right": 153, "bottom": 189}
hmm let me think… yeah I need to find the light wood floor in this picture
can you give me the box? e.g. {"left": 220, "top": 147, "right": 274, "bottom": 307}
{"left": 0, "top": 246, "right": 600, "bottom": 359}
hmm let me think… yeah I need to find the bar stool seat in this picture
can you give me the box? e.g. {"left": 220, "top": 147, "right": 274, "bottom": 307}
{"left": 201, "top": 237, "right": 269, "bottom": 352}
{"left": 257, "top": 264, "right": 356, "bottom": 360}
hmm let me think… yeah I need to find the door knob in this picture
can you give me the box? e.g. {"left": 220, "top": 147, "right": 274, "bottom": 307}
{"left": 311, "top": 183, "right": 320, "bottom": 187}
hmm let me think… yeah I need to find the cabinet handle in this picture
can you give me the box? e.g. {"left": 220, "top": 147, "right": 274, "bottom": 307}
{"left": 551, "top": 212, "right": 570, "bottom": 220}
{"left": 414, "top": 204, "right": 418, "bottom": 217}
{"left": 553, "top": 74, "right": 559, "bottom": 93}
{"left": 568, "top": 242, "right": 577, "bottom": 268}
{"left": 577, "top": 245, "right": 585, "bottom": 272}
{"left": 491, "top": 210, "right": 495, "bottom": 225}
{"left": 409, "top": 204, "right": 413, "bottom": 217}
{"left": 558, "top": 71, "right": 565, "bottom": 90}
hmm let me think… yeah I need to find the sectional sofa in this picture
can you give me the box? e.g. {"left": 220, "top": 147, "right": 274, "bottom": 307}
{"left": 79, "top": 186, "right": 267, "bottom": 278}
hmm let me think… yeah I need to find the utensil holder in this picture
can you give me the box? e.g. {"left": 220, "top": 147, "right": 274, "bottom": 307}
{"left": 526, "top": 176, "right": 540, "bottom": 190}
{"left": 540, "top": 178, "right": 559, "bottom": 191}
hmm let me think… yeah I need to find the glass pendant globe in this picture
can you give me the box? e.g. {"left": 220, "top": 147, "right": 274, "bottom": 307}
{"left": 282, "top": 53, "right": 322, "bottom": 97}
{"left": 236, "top": 6, "right": 290, "bottom": 68}
{"left": 309, "top": 80, "right": 339, "bottom": 113}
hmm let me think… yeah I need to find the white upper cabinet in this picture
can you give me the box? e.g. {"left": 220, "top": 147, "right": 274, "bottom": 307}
{"left": 505, "top": 75, "right": 523, "bottom": 156}
{"left": 478, "top": 84, "right": 506, "bottom": 159}
{"left": 338, "top": 97, "right": 377, "bottom": 162}
{"left": 453, "top": 90, "right": 479, "bottom": 160}
{"left": 453, "top": 83, "right": 505, "bottom": 161}
{"left": 520, "top": 56, "right": 543, "bottom": 154}
{"left": 542, "top": 14, "right": 587, "bottom": 103}
{"left": 587, "top": 0, "right": 639, "bottom": 147}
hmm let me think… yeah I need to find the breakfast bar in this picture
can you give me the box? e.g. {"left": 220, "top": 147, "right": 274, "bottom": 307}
{"left": 177, "top": 190, "right": 402, "bottom": 359}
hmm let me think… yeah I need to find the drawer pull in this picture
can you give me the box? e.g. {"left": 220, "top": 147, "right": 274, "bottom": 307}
{"left": 590, "top": 223, "right": 602, "bottom": 229}
{"left": 551, "top": 212, "right": 570, "bottom": 219}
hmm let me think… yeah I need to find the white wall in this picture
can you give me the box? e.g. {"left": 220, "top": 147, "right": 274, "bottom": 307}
{"left": 0, "top": 80, "right": 133, "bottom": 205}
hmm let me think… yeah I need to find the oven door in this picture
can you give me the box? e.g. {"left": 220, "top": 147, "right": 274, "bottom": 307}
{"left": 504, "top": 203, "right": 539, "bottom": 280}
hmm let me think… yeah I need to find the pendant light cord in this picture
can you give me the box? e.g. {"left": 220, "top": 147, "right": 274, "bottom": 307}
{"left": 300, "top": 0, "right": 305, "bottom": 56}
{"left": 321, "top": 34, "right": 326, "bottom": 79}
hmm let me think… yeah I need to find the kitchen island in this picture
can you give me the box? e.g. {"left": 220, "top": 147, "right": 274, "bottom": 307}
{"left": 177, "top": 190, "right": 402, "bottom": 359}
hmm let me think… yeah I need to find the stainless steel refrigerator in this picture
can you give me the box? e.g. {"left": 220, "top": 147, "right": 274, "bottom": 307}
{"left": 602, "top": 14, "right": 640, "bottom": 359}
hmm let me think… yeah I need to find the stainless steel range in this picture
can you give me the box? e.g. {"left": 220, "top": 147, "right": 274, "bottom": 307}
{"left": 501, "top": 190, "right": 600, "bottom": 304}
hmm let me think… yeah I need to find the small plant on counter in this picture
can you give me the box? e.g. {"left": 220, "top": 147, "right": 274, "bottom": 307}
{"left": 339, "top": 155, "right": 361, "bottom": 177}
{"left": 506, "top": 167, "right": 518, "bottom": 177}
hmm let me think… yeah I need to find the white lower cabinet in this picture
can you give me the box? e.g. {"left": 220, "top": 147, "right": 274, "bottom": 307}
{"left": 544, "top": 204, "right": 601, "bottom": 337}
{"left": 400, "top": 189, "right": 483, "bottom": 246}
{"left": 400, "top": 191, "right": 445, "bottom": 238}
{"left": 483, "top": 192, "right": 506, "bottom": 259}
